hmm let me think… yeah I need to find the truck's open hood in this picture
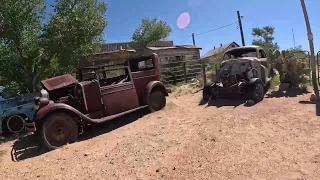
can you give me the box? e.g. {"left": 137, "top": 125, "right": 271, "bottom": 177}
{"left": 41, "top": 74, "right": 78, "bottom": 92}
{"left": 221, "top": 57, "right": 259, "bottom": 64}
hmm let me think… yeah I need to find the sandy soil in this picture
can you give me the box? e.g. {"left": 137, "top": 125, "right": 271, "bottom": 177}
{"left": 0, "top": 87, "right": 319, "bottom": 180}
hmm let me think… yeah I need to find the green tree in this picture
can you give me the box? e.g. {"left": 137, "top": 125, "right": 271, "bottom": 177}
{"left": 252, "top": 26, "right": 279, "bottom": 51}
{"left": 0, "top": 0, "right": 107, "bottom": 93}
{"left": 131, "top": 17, "right": 172, "bottom": 47}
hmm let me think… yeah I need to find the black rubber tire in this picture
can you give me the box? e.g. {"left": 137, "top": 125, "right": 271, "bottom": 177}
{"left": 40, "top": 112, "right": 78, "bottom": 151}
{"left": 148, "top": 91, "right": 166, "bottom": 112}
{"left": 248, "top": 81, "right": 265, "bottom": 102}
{"left": 202, "top": 83, "right": 213, "bottom": 102}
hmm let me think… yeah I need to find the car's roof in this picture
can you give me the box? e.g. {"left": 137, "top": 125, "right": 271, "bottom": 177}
{"left": 224, "top": 45, "right": 262, "bottom": 53}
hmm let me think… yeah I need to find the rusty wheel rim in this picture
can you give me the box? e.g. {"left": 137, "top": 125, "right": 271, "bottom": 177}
{"left": 150, "top": 92, "right": 165, "bottom": 111}
{"left": 44, "top": 116, "right": 77, "bottom": 148}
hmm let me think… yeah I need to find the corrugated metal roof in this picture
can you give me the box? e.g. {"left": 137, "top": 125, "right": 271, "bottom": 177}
{"left": 101, "top": 41, "right": 174, "bottom": 52}
{"left": 147, "top": 45, "right": 202, "bottom": 51}
{"left": 93, "top": 49, "right": 136, "bottom": 56}
{"left": 201, "top": 42, "right": 240, "bottom": 59}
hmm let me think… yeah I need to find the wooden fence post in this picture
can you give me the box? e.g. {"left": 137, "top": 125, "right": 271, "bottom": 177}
{"left": 183, "top": 61, "right": 187, "bottom": 83}
{"left": 202, "top": 59, "right": 207, "bottom": 84}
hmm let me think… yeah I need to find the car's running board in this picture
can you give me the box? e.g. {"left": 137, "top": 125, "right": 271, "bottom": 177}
{"left": 83, "top": 105, "right": 148, "bottom": 123}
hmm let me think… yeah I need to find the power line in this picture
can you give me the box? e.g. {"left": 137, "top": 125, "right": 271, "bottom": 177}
{"left": 179, "top": 36, "right": 192, "bottom": 44}
{"left": 179, "top": 21, "right": 239, "bottom": 44}
{"left": 195, "top": 21, "right": 238, "bottom": 36}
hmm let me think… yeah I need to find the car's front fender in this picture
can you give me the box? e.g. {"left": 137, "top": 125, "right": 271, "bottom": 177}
{"left": 248, "top": 78, "right": 262, "bottom": 85}
{"left": 0, "top": 102, "right": 35, "bottom": 121}
{"left": 34, "top": 103, "right": 81, "bottom": 121}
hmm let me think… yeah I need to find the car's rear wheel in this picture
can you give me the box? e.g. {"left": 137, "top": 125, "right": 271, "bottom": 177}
{"left": 148, "top": 90, "right": 166, "bottom": 112}
{"left": 40, "top": 112, "right": 78, "bottom": 150}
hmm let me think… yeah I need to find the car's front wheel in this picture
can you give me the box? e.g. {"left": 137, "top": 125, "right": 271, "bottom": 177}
{"left": 40, "top": 112, "right": 78, "bottom": 150}
{"left": 148, "top": 90, "right": 166, "bottom": 112}
{"left": 249, "top": 81, "right": 265, "bottom": 102}
{"left": 202, "top": 82, "right": 213, "bottom": 102}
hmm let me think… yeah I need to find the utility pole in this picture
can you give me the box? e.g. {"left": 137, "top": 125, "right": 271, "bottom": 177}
{"left": 192, "top": 33, "right": 196, "bottom": 45}
{"left": 300, "top": 0, "right": 319, "bottom": 98}
{"left": 292, "top": 28, "right": 296, "bottom": 48}
{"left": 192, "top": 32, "right": 207, "bottom": 83}
{"left": 237, "top": 10, "right": 245, "bottom": 46}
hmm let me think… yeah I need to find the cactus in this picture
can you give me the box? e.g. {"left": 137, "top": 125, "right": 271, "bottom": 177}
{"left": 268, "top": 48, "right": 310, "bottom": 87}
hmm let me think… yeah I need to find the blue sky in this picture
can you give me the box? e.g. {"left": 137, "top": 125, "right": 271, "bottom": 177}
{"left": 103, "top": 0, "right": 320, "bottom": 56}
{"left": 47, "top": 0, "right": 320, "bottom": 56}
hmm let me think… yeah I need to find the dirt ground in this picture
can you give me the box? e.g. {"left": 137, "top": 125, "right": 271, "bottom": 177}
{"left": 1, "top": 86, "right": 320, "bottom": 180}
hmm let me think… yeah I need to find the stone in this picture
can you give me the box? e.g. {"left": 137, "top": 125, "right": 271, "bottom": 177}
{"left": 245, "top": 99, "right": 255, "bottom": 106}
{"left": 310, "top": 94, "right": 320, "bottom": 101}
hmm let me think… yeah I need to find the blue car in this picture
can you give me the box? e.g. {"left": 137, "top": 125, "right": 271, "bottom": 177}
{"left": 0, "top": 86, "right": 35, "bottom": 134}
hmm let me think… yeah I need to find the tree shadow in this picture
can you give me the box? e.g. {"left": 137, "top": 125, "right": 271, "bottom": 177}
{"left": 10, "top": 108, "right": 149, "bottom": 162}
{"left": 299, "top": 100, "right": 320, "bottom": 116}
{"left": 266, "top": 87, "right": 310, "bottom": 98}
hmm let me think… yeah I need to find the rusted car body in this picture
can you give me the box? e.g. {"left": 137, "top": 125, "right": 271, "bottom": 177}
{"left": 26, "top": 53, "right": 168, "bottom": 150}
{"left": 203, "top": 46, "right": 271, "bottom": 103}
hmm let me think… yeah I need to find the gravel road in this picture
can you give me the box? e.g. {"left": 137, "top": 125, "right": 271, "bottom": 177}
{"left": 0, "top": 87, "right": 319, "bottom": 180}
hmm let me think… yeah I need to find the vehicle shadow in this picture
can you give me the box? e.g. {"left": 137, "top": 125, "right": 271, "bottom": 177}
{"left": 200, "top": 94, "right": 252, "bottom": 108}
{"left": 0, "top": 133, "right": 21, "bottom": 144}
{"left": 10, "top": 108, "right": 150, "bottom": 162}
{"left": 266, "top": 87, "right": 310, "bottom": 98}
{"left": 299, "top": 100, "right": 320, "bottom": 116}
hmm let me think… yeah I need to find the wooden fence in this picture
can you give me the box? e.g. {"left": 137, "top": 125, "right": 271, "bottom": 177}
{"left": 160, "top": 57, "right": 206, "bottom": 85}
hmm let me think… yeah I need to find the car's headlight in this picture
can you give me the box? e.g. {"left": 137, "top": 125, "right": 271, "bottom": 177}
{"left": 40, "top": 89, "right": 49, "bottom": 99}
{"left": 34, "top": 89, "right": 49, "bottom": 105}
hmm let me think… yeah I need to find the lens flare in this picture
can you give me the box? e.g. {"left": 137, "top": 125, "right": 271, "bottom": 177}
{"left": 177, "top": 12, "right": 191, "bottom": 29}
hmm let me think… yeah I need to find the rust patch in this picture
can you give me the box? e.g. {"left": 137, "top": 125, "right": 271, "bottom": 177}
{"left": 41, "top": 74, "right": 78, "bottom": 91}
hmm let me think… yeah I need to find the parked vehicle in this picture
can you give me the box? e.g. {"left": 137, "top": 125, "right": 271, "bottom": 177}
{"left": 203, "top": 46, "right": 272, "bottom": 103}
{"left": 0, "top": 86, "right": 35, "bottom": 134}
{"left": 26, "top": 53, "right": 168, "bottom": 150}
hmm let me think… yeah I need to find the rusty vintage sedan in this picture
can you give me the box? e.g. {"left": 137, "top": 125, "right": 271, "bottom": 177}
{"left": 26, "top": 53, "right": 168, "bottom": 150}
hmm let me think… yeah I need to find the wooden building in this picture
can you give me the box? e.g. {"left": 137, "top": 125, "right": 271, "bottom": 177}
{"left": 85, "top": 41, "right": 202, "bottom": 84}
{"left": 201, "top": 42, "right": 240, "bottom": 63}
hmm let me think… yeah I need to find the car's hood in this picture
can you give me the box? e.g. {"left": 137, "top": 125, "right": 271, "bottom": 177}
{"left": 41, "top": 74, "right": 78, "bottom": 92}
{"left": 0, "top": 93, "right": 35, "bottom": 105}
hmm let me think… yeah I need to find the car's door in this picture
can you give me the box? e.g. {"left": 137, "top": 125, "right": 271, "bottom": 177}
{"left": 99, "top": 66, "right": 140, "bottom": 116}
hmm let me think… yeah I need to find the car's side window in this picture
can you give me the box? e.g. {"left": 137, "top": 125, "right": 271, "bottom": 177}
{"left": 259, "top": 50, "right": 267, "bottom": 58}
{"left": 137, "top": 59, "right": 154, "bottom": 71}
{"left": 130, "top": 58, "right": 155, "bottom": 72}
{"left": 98, "top": 67, "right": 131, "bottom": 87}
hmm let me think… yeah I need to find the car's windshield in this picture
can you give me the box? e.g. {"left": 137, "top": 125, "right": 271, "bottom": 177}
{"left": 223, "top": 48, "right": 258, "bottom": 60}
